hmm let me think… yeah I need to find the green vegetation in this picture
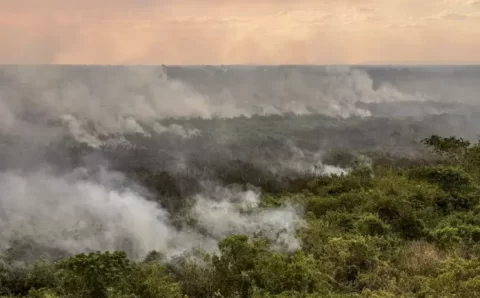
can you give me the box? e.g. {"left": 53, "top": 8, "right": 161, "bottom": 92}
{"left": 3, "top": 135, "right": 480, "bottom": 297}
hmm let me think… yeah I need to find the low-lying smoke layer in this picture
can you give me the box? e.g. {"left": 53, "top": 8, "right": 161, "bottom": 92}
{"left": 0, "top": 168, "right": 304, "bottom": 260}
{"left": 0, "top": 65, "right": 447, "bottom": 147}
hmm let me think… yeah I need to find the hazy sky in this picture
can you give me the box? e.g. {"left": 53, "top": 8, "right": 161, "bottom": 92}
{"left": 1, "top": 0, "right": 479, "bottom": 64}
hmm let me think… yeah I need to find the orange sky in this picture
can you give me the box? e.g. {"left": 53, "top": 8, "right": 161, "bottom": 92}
{"left": 1, "top": 0, "right": 480, "bottom": 64}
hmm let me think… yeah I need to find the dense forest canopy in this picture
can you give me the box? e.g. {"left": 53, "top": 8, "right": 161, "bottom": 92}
{"left": 1, "top": 65, "right": 480, "bottom": 297}
{"left": 3, "top": 135, "right": 480, "bottom": 297}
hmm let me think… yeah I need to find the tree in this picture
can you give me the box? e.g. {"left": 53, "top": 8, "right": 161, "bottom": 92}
{"left": 56, "top": 251, "right": 132, "bottom": 298}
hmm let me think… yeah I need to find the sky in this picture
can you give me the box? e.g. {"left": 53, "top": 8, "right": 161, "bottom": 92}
{"left": 1, "top": 0, "right": 479, "bottom": 64}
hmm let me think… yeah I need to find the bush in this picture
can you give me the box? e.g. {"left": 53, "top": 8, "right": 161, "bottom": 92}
{"left": 128, "top": 262, "right": 182, "bottom": 298}
{"left": 56, "top": 251, "right": 133, "bottom": 298}
{"left": 356, "top": 214, "right": 391, "bottom": 237}
{"left": 408, "top": 166, "right": 472, "bottom": 194}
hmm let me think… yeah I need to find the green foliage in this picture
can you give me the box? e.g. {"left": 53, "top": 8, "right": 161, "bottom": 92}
{"left": 127, "top": 262, "right": 182, "bottom": 298}
{"left": 408, "top": 166, "right": 472, "bottom": 193}
{"left": 56, "top": 251, "right": 133, "bottom": 298}
{"left": 0, "top": 259, "right": 57, "bottom": 297}
{"left": 28, "top": 288, "right": 61, "bottom": 298}
{"left": 422, "top": 135, "right": 471, "bottom": 161}
{"left": 356, "top": 214, "right": 391, "bottom": 236}
{"left": 322, "top": 236, "right": 380, "bottom": 289}
{"left": 3, "top": 135, "right": 480, "bottom": 297}
{"left": 211, "top": 235, "right": 269, "bottom": 298}
{"left": 254, "top": 251, "right": 332, "bottom": 295}
{"left": 422, "top": 135, "right": 480, "bottom": 173}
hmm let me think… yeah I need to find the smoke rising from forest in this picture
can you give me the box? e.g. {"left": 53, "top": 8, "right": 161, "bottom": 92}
{"left": 0, "top": 65, "right": 438, "bottom": 147}
{"left": 1, "top": 65, "right": 480, "bottom": 260}
{"left": 0, "top": 168, "right": 304, "bottom": 259}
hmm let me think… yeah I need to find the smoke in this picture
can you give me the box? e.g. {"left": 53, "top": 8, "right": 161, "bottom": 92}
{"left": 191, "top": 184, "right": 305, "bottom": 252}
{"left": 153, "top": 123, "right": 201, "bottom": 139}
{"left": 0, "top": 65, "right": 433, "bottom": 147}
{"left": 1, "top": 64, "right": 479, "bottom": 263}
{"left": 0, "top": 66, "right": 207, "bottom": 147}
{"left": 258, "top": 141, "right": 348, "bottom": 176}
{"left": 0, "top": 167, "right": 304, "bottom": 260}
{"left": 184, "top": 66, "right": 430, "bottom": 119}
{"left": 59, "top": 114, "right": 104, "bottom": 148}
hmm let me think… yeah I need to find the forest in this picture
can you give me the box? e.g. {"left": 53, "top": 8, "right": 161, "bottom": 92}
{"left": 2, "top": 65, "right": 480, "bottom": 297}
{"left": 2, "top": 134, "right": 480, "bottom": 298}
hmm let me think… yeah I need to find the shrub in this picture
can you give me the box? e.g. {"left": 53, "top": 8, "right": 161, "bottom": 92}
{"left": 356, "top": 214, "right": 391, "bottom": 237}
{"left": 407, "top": 166, "right": 472, "bottom": 194}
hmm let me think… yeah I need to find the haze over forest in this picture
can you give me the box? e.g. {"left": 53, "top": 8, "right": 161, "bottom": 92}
{"left": 0, "top": 65, "right": 480, "bottom": 297}
{"left": 2, "top": 0, "right": 480, "bottom": 297}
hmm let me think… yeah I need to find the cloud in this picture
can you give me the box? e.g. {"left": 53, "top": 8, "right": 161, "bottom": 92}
{"left": 465, "top": 0, "right": 480, "bottom": 6}
{"left": 428, "top": 10, "right": 480, "bottom": 20}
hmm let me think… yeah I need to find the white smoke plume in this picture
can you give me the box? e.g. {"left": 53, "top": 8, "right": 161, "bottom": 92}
{"left": 0, "top": 66, "right": 206, "bottom": 147}
{"left": 0, "top": 167, "right": 304, "bottom": 260}
{"left": 0, "top": 65, "right": 430, "bottom": 147}
{"left": 153, "top": 123, "right": 201, "bottom": 139}
{"left": 259, "top": 141, "right": 349, "bottom": 177}
{"left": 191, "top": 184, "right": 305, "bottom": 252}
{"left": 252, "top": 66, "right": 430, "bottom": 118}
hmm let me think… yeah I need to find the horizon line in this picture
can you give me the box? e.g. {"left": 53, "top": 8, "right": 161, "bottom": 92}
{"left": 1, "top": 63, "right": 480, "bottom": 67}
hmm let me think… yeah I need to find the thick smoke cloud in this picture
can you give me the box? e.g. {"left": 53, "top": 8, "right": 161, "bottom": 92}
{"left": 0, "top": 65, "right": 431, "bottom": 147}
{"left": 0, "top": 168, "right": 304, "bottom": 260}
{"left": 0, "top": 66, "right": 207, "bottom": 146}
